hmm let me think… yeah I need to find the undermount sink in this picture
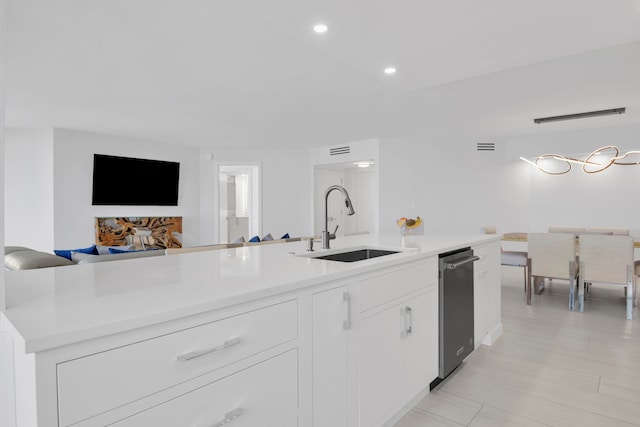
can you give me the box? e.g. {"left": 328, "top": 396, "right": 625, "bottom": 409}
{"left": 300, "top": 247, "right": 401, "bottom": 262}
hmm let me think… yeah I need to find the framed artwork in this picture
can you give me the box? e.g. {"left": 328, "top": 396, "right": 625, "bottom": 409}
{"left": 95, "top": 217, "right": 183, "bottom": 249}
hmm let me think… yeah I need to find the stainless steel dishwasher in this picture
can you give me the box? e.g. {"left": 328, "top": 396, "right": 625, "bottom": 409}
{"left": 431, "top": 247, "right": 479, "bottom": 389}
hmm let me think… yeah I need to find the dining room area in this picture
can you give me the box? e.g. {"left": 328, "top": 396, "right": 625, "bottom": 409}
{"left": 483, "top": 103, "right": 640, "bottom": 317}
{"left": 498, "top": 227, "right": 638, "bottom": 319}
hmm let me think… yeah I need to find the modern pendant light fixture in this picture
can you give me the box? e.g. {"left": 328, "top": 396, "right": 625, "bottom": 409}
{"left": 521, "top": 107, "right": 634, "bottom": 175}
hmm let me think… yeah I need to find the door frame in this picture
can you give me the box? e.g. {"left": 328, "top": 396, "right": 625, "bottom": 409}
{"left": 216, "top": 162, "right": 262, "bottom": 243}
{"left": 312, "top": 162, "right": 378, "bottom": 237}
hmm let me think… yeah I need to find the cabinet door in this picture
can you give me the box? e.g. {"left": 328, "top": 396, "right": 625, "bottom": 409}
{"left": 312, "top": 286, "right": 350, "bottom": 427}
{"left": 473, "top": 242, "right": 501, "bottom": 346}
{"left": 358, "top": 290, "right": 436, "bottom": 427}
{"left": 399, "top": 290, "right": 438, "bottom": 396}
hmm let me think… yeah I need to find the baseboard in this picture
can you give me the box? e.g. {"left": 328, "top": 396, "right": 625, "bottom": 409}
{"left": 480, "top": 322, "right": 503, "bottom": 346}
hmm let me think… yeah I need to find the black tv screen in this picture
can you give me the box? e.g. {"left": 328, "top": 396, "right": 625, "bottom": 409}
{"left": 92, "top": 154, "right": 180, "bottom": 206}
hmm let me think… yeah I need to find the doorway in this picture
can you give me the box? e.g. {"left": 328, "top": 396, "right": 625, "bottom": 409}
{"left": 314, "top": 162, "right": 376, "bottom": 237}
{"left": 218, "top": 164, "right": 261, "bottom": 243}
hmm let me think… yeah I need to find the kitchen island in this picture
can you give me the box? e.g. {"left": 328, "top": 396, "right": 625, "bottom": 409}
{"left": 0, "top": 233, "right": 501, "bottom": 427}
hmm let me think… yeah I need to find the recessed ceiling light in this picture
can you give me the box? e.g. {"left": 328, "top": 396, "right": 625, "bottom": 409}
{"left": 384, "top": 67, "right": 397, "bottom": 75}
{"left": 313, "top": 23, "right": 328, "bottom": 34}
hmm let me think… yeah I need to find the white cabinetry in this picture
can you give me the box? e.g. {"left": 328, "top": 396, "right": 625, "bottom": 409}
{"left": 312, "top": 285, "right": 350, "bottom": 427}
{"left": 311, "top": 258, "right": 439, "bottom": 427}
{"left": 2, "top": 237, "right": 501, "bottom": 427}
{"left": 358, "top": 290, "right": 437, "bottom": 427}
{"left": 9, "top": 298, "right": 300, "bottom": 427}
{"left": 57, "top": 300, "right": 298, "bottom": 426}
{"left": 473, "top": 241, "right": 502, "bottom": 347}
{"left": 356, "top": 258, "right": 438, "bottom": 427}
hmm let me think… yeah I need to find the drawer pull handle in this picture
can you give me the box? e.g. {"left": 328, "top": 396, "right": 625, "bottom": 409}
{"left": 212, "top": 408, "right": 243, "bottom": 427}
{"left": 343, "top": 292, "right": 352, "bottom": 330}
{"left": 177, "top": 337, "right": 242, "bottom": 361}
{"left": 401, "top": 306, "right": 413, "bottom": 337}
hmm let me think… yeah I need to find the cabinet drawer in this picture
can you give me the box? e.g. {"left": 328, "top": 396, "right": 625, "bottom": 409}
{"left": 111, "top": 349, "right": 298, "bottom": 427}
{"left": 57, "top": 300, "right": 298, "bottom": 426}
{"left": 358, "top": 258, "right": 437, "bottom": 313}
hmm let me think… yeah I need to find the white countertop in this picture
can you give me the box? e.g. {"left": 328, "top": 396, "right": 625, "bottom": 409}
{"left": 1, "top": 233, "right": 499, "bottom": 353}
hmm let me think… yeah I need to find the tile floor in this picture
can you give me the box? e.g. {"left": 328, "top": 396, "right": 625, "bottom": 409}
{"left": 395, "top": 267, "right": 640, "bottom": 427}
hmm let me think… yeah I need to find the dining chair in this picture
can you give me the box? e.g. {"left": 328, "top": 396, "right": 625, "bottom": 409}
{"left": 527, "top": 233, "right": 578, "bottom": 309}
{"left": 578, "top": 234, "right": 634, "bottom": 320}
{"left": 482, "top": 225, "right": 528, "bottom": 291}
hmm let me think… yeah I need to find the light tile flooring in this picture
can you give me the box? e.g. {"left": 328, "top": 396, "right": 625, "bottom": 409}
{"left": 395, "top": 267, "right": 640, "bottom": 427}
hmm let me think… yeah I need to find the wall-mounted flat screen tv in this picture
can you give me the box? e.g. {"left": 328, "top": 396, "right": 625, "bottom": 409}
{"left": 92, "top": 154, "right": 180, "bottom": 206}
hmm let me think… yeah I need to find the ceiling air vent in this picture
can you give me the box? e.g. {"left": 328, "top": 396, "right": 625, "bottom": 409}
{"left": 476, "top": 142, "right": 495, "bottom": 152}
{"left": 330, "top": 146, "right": 351, "bottom": 156}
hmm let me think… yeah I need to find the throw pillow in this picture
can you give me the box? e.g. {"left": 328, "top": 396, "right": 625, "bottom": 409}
{"left": 248, "top": 235, "right": 260, "bottom": 243}
{"left": 4, "top": 246, "right": 35, "bottom": 255}
{"left": 5, "top": 250, "right": 75, "bottom": 270}
{"left": 262, "top": 233, "right": 274, "bottom": 241}
{"left": 70, "top": 251, "right": 98, "bottom": 263}
{"left": 96, "top": 245, "right": 133, "bottom": 255}
{"left": 54, "top": 245, "right": 98, "bottom": 260}
{"left": 280, "top": 233, "right": 290, "bottom": 239}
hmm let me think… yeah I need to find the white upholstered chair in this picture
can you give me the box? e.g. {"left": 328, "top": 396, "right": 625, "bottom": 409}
{"left": 482, "top": 226, "right": 528, "bottom": 291}
{"left": 527, "top": 233, "right": 578, "bottom": 309}
{"left": 578, "top": 234, "right": 635, "bottom": 320}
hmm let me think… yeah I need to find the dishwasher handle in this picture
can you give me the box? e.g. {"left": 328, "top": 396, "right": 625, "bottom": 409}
{"left": 444, "top": 255, "right": 480, "bottom": 270}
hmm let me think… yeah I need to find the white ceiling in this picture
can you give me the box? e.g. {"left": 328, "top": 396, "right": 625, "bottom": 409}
{"left": 5, "top": 0, "right": 640, "bottom": 148}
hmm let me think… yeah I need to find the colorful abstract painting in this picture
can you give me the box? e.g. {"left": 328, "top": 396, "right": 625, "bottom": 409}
{"left": 95, "top": 217, "right": 183, "bottom": 249}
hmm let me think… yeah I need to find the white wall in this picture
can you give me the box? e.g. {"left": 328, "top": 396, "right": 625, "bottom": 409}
{"left": 310, "top": 138, "right": 379, "bottom": 167}
{"left": 51, "top": 129, "right": 200, "bottom": 248}
{"left": 378, "top": 137, "right": 503, "bottom": 235}
{"left": 5, "top": 128, "right": 309, "bottom": 251}
{"left": 7, "top": 124, "right": 638, "bottom": 252}
{"left": 4, "top": 128, "right": 202, "bottom": 251}
{"left": 0, "top": 0, "right": 7, "bottom": 310}
{"left": 0, "top": 0, "right": 6, "bottom": 309}
{"left": 199, "top": 147, "right": 311, "bottom": 244}
{"left": 0, "top": 3, "right": 15, "bottom": 426}
{"left": 377, "top": 125, "right": 640, "bottom": 238}
{"left": 4, "top": 129, "right": 55, "bottom": 251}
